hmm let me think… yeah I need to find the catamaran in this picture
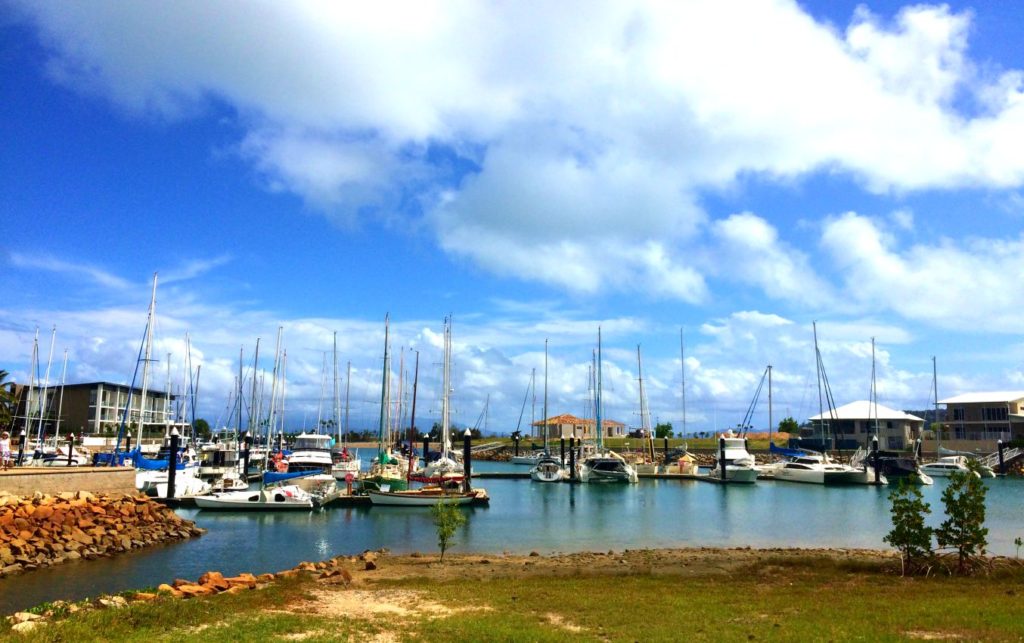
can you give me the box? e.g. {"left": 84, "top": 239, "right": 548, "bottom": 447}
{"left": 578, "top": 328, "right": 638, "bottom": 484}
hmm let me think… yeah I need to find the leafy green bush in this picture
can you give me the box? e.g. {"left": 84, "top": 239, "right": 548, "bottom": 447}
{"left": 431, "top": 499, "right": 467, "bottom": 561}
{"left": 883, "top": 478, "right": 933, "bottom": 575}
{"left": 935, "top": 471, "right": 989, "bottom": 574}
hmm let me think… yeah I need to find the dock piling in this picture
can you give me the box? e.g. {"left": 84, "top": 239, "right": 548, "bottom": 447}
{"left": 871, "top": 435, "right": 879, "bottom": 484}
{"left": 998, "top": 439, "right": 1006, "bottom": 475}
{"left": 719, "top": 437, "right": 726, "bottom": 481}
{"left": 569, "top": 437, "right": 576, "bottom": 482}
{"left": 560, "top": 437, "right": 565, "bottom": 465}
{"left": 166, "top": 429, "right": 179, "bottom": 499}
{"left": 463, "top": 429, "right": 472, "bottom": 493}
{"left": 16, "top": 429, "right": 25, "bottom": 466}
{"left": 67, "top": 434, "right": 74, "bottom": 467}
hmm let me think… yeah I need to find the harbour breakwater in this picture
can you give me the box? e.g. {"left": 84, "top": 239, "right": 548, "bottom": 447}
{"left": 0, "top": 491, "right": 204, "bottom": 578}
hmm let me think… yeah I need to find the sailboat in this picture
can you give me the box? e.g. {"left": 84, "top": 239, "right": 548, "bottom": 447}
{"left": 531, "top": 339, "right": 566, "bottom": 482}
{"left": 367, "top": 317, "right": 489, "bottom": 506}
{"left": 331, "top": 348, "right": 361, "bottom": 479}
{"left": 578, "top": 328, "right": 638, "bottom": 484}
{"left": 774, "top": 323, "right": 885, "bottom": 486}
{"left": 359, "top": 315, "right": 410, "bottom": 492}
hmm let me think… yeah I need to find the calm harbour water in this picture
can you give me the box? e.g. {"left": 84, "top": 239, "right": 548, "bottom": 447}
{"left": 2, "top": 461, "right": 1022, "bottom": 613}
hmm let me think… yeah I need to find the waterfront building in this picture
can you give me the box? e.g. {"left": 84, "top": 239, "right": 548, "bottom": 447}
{"left": 936, "top": 391, "right": 1024, "bottom": 447}
{"left": 532, "top": 413, "right": 626, "bottom": 440}
{"left": 8, "top": 381, "right": 185, "bottom": 442}
{"left": 806, "top": 401, "right": 924, "bottom": 451}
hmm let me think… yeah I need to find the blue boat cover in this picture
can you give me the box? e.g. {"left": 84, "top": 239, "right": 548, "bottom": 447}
{"left": 262, "top": 470, "right": 315, "bottom": 484}
{"left": 769, "top": 442, "right": 806, "bottom": 459}
{"left": 132, "top": 449, "right": 188, "bottom": 471}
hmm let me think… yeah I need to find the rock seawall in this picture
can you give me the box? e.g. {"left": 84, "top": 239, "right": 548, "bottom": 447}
{"left": 0, "top": 491, "right": 204, "bottom": 577}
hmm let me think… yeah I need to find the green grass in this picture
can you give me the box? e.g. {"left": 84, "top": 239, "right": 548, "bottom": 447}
{"left": 7, "top": 557, "right": 1024, "bottom": 642}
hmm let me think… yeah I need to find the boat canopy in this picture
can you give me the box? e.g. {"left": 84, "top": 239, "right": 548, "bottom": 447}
{"left": 262, "top": 470, "right": 316, "bottom": 484}
{"left": 132, "top": 448, "right": 189, "bottom": 471}
{"left": 769, "top": 442, "right": 807, "bottom": 459}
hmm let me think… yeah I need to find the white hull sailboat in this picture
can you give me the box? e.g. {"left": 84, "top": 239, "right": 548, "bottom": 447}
{"left": 530, "top": 340, "right": 567, "bottom": 483}
{"left": 579, "top": 328, "right": 638, "bottom": 484}
{"left": 194, "top": 484, "right": 314, "bottom": 510}
{"left": 366, "top": 487, "right": 488, "bottom": 506}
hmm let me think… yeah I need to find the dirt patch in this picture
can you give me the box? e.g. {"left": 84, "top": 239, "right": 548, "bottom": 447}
{"left": 287, "top": 587, "right": 489, "bottom": 621}
{"left": 904, "top": 631, "right": 962, "bottom": 640}
{"left": 544, "top": 612, "right": 585, "bottom": 633}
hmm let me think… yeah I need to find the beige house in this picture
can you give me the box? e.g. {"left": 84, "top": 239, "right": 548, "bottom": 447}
{"left": 808, "top": 400, "right": 924, "bottom": 451}
{"left": 936, "top": 391, "right": 1024, "bottom": 448}
{"left": 531, "top": 413, "right": 626, "bottom": 439}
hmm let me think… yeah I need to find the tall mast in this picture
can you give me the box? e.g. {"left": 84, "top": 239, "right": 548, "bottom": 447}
{"left": 596, "top": 327, "right": 603, "bottom": 452}
{"left": 441, "top": 317, "right": 451, "bottom": 458}
{"left": 407, "top": 350, "right": 419, "bottom": 479}
{"left": 870, "top": 337, "right": 878, "bottom": 435}
{"left": 378, "top": 315, "right": 390, "bottom": 463}
{"left": 263, "top": 326, "right": 283, "bottom": 471}
{"left": 767, "top": 364, "right": 773, "bottom": 445}
{"left": 813, "top": 321, "right": 825, "bottom": 448}
{"left": 542, "top": 339, "right": 549, "bottom": 453}
{"left": 344, "top": 361, "right": 351, "bottom": 443}
{"left": 332, "top": 332, "right": 340, "bottom": 442}
{"left": 237, "top": 347, "right": 244, "bottom": 440}
{"left": 36, "top": 326, "right": 56, "bottom": 443}
{"left": 637, "top": 344, "right": 653, "bottom": 460}
{"left": 24, "top": 328, "right": 38, "bottom": 439}
{"left": 249, "top": 338, "right": 260, "bottom": 434}
{"left": 280, "top": 349, "right": 288, "bottom": 436}
{"left": 316, "top": 351, "right": 326, "bottom": 434}
{"left": 680, "top": 327, "right": 687, "bottom": 438}
{"left": 164, "top": 352, "right": 173, "bottom": 438}
{"left": 53, "top": 348, "right": 69, "bottom": 442}
{"left": 933, "top": 356, "right": 939, "bottom": 455}
{"left": 138, "top": 273, "right": 158, "bottom": 442}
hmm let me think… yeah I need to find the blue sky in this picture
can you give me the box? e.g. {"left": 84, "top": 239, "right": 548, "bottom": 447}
{"left": 3, "top": 1, "right": 1024, "bottom": 436}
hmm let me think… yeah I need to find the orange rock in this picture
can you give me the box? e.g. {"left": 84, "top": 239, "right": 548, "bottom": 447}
{"left": 176, "top": 584, "right": 214, "bottom": 598}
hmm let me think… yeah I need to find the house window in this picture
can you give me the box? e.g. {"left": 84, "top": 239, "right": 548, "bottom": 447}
{"left": 952, "top": 408, "right": 965, "bottom": 421}
{"left": 983, "top": 407, "right": 1008, "bottom": 422}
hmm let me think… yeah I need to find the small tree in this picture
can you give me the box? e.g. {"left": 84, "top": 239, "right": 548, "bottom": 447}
{"left": 431, "top": 500, "right": 466, "bottom": 561}
{"left": 777, "top": 417, "right": 799, "bottom": 435}
{"left": 935, "top": 470, "right": 988, "bottom": 574}
{"left": 654, "top": 422, "right": 674, "bottom": 438}
{"left": 883, "top": 479, "right": 933, "bottom": 575}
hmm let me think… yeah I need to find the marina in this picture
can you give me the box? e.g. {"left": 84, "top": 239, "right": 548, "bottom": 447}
{"left": 1, "top": 460, "right": 1022, "bottom": 614}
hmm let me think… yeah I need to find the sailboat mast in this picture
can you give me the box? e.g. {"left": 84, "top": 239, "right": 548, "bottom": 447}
{"left": 637, "top": 345, "right": 654, "bottom": 460}
{"left": 680, "top": 327, "right": 687, "bottom": 438}
{"left": 316, "top": 352, "right": 326, "bottom": 434}
{"left": 933, "top": 356, "right": 939, "bottom": 455}
{"left": 441, "top": 317, "right": 451, "bottom": 458}
{"left": 596, "top": 327, "right": 603, "bottom": 452}
{"left": 344, "top": 361, "right": 351, "bottom": 444}
{"left": 332, "top": 332, "right": 339, "bottom": 442}
{"left": 408, "top": 350, "right": 419, "bottom": 479}
{"left": 813, "top": 321, "right": 827, "bottom": 450}
{"left": 542, "top": 339, "right": 549, "bottom": 453}
{"left": 263, "top": 327, "right": 283, "bottom": 471}
{"left": 138, "top": 274, "right": 158, "bottom": 443}
{"left": 248, "top": 338, "right": 260, "bottom": 434}
{"left": 871, "top": 337, "right": 878, "bottom": 435}
{"left": 24, "top": 328, "right": 38, "bottom": 440}
{"left": 36, "top": 326, "right": 56, "bottom": 443}
{"left": 378, "top": 315, "right": 390, "bottom": 462}
{"left": 53, "top": 348, "right": 69, "bottom": 442}
{"left": 767, "top": 364, "right": 773, "bottom": 445}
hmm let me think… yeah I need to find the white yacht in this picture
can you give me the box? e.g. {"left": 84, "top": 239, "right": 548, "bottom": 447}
{"left": 283, "top": 432, "right": 338, "bottom": 494}
{"left": 920, "top": 455, "right": 982, "bottom": 478}
{"left": 579, "top": 453, "right": 639, "bottom": 483}
{"left": 706, "top": 434, "right": 758, "bottom": 484}
{"left": 194, "top": 484, "right": 314, "bottom": 511}
{"left": 530, "top": 454, "right": 567, "bottom": 482}
{"left": 774, "top": 453, "right": 886, "bottom": 485}
{"left": 510, "top": 452, "right": 543, "bottom": 465}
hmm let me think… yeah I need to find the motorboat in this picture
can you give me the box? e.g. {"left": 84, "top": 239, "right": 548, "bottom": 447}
{"left": 706, "top": 435, "right": 758, "bottom": 484}
{"left": 211, "top": 469, "right": 249, "bottom": 492}
{"left": 366, "top": 486, "right": 489, "bottom": 506}
{"left": 331, "top": 446, "right": 361, "bottom": 480}
{"left": 530, "top": 454, "right": 567, "bottom": 482}
{"left": 193, "top": 484, "right": 315, "bottom": 511}
{"left": 774, "top": 453, "right": 886, "bottom": 485}
{"left": 283, "top": 432, "right": 338, "bottom": 494}
{"left": 920, "top": 455, "right": 982, "bottom": 478}
{"left": 197, "top": 440, "right": 241, "bottom": 480}
{"left": 579, "top": 453, "right": 639, "bottom": 483}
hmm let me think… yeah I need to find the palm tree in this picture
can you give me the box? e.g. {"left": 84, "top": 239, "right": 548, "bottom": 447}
{"left": 0, "top": 370, "right": 16, "bottom": 431}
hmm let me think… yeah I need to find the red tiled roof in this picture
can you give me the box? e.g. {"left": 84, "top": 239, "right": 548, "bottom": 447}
{"left": 531, "top": 413, "right": 624, "bottom": 427}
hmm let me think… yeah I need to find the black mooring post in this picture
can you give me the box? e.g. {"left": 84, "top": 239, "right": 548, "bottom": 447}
{"left": 663, "top": 436, "right": 669, "bottom": 463}
{"left": 560, "top": 437, "right": 565, "bottom": 465}
{"left": 871, "top": 435, "right": 880, "bottom": 484}
{"left": 67, "top": 434, "right": 75, "bottom": 467}
{"left": 422, "top": 436, "right": 430, "bottom": 467}
{"left": 125, "top": 432, "right": 133, "bottom": 454}
{"left": 998, "top": 439, "right": 1006, "bottom": 475}
{"left": 513, "top": 434, "right": 520, "bottom": 457}
{"left": 241, "top": 432, "right": 251, "bottom": 481}
{"left": 569, "top": 437, "right": 576, "bottom": 482}
{"left": 462, "top": 429, "right": 472, "bottom": 493}
{"left": 166, "top": 431, "right": 179, "bottom": 499}
{"left": 16, "top": 430, "right": 25, "bottom": 467}
{"left": 719, "top": 437, "right": 726, "bottom": 482}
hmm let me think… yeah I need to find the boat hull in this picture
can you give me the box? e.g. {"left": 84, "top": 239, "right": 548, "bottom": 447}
{"left": 708, "top": 466, "right": 758, "bottom": 484}
{"left": 194, "top": 486, "right": 314, "bottom": 511}
{"left": 366, "top": 488, "right": 488, "bottom": 506}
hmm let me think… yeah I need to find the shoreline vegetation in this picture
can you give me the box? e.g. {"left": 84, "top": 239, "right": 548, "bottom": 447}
{"left": 6, "top": 547, "right": 1024, "bottom": 641}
